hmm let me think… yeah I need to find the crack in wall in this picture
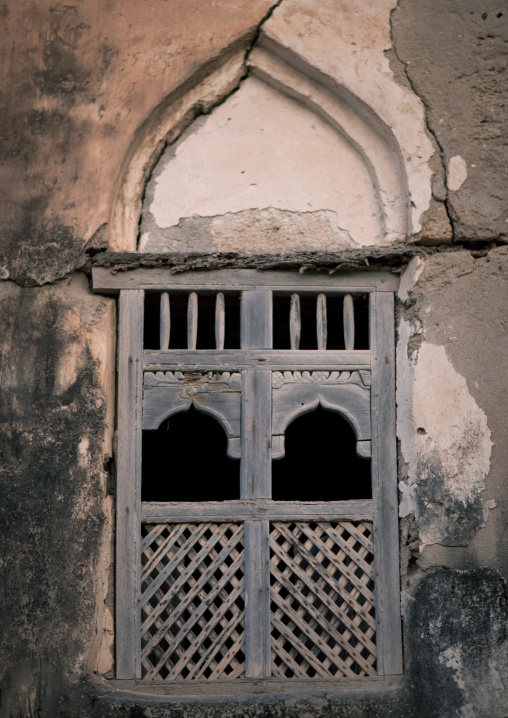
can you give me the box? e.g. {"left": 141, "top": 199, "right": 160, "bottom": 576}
{"left": 389, "top": 3, "right": 455, "bottom": 242}
{"left": 134, "top": 0, "right": 285, "bottom": 252}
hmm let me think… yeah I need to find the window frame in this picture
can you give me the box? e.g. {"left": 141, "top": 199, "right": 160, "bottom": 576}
{"left": 93, "top": 267, "right": 402, "bottom": 687}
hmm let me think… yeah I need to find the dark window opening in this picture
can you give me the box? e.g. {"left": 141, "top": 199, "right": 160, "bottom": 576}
{"left": 271, "top": 406, "right": 371, "bottom": 501}
{"left": 272, "top": 293, "right": 370, "bottom": 350}
{"left": 142, "top": 406, "right": 240, "bottom": 501}
{"left": 143, "top": 292, "right": 241, "bottom": 350}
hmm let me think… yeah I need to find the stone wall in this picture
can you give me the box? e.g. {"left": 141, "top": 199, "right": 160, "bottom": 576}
{"left": 1, "top": 1, "right": 507, "bottom": 717}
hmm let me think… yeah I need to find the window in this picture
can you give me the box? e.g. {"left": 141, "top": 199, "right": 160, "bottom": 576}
{"left": 93, "top": 267, "right": 402, "bottom": 689}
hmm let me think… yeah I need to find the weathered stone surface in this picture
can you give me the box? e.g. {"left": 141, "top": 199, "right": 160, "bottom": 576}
{"left": 0, "top": 0, "right": 275, "bottom": 284}
{"left": 392, "top": 0, "right": 508, "bottom": 241}
{"left": 0, "top": 274, "right": 116, "bottom": 715}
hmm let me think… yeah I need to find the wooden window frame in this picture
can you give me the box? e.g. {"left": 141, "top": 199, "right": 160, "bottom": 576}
{"left": 92, "top": 267, "right": 402, "bottom": 690}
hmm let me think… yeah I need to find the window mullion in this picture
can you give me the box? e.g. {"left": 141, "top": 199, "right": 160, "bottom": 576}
{"left": 244, "top": 519, "right": 271, "bottom": 678}
{"left": 240, "top": 290, "right": 273, "bottom": 677}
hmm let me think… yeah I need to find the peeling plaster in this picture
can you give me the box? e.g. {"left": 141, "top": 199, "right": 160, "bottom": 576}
{"left": 142, "top": 76, "right": 382, "bottom": 250}
{"left": 398, "top": 255, "right": 424, "bottom": 301}
{"left": 397, "top": 321, "right": 493, "bottom": 547}
{"left": 447, "top": 156, "right": 468, "bottom": 193}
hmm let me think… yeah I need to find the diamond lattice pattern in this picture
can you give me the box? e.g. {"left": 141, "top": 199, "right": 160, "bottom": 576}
{"left": 141, "top": 522, "right": 245, "bottom": 680}
{"left": 270, "top": 521, "right": 376, "bottom": 678}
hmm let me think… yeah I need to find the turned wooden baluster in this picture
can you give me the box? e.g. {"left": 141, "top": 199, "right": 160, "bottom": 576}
{"left": 187, "top": 292, "right": 198, "bottom": 350}
{"left": 316, "top": 293, "right": 327, "bottom": 350}
{"left": 343, "top": 294, "right": 355, "bottom": 350}
{"left": 289, "top": 293, "right": 301, "bottom": 350}
{"left": 160, "top": 292, "right": 170, "bottom": 350}
{"left": 215, "top": 292, "right": 225, "bottom": 350}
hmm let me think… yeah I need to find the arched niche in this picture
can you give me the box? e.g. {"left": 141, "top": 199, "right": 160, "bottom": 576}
{"left": 110, "top": 40, "right": 410, "bottom": 252}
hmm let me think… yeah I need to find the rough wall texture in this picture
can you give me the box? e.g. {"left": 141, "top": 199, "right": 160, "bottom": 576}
{"left": 392, "top": 0, "right": 508, "bottom": 241}
{"left": 1, "top": 1, "right": 508, "bottom": 717}
{"left": 0, "top": 0, "right": 274, "bottom": 285}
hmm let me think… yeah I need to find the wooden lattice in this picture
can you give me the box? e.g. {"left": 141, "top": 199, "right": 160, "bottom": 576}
{"left": 140, "top": 522, "right": 245, "bottom": 680}
{"left": 269, "top": 521, "right": 376, "bottom": 678}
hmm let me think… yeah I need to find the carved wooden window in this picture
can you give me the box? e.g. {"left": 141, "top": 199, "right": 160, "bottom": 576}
{"left": 93, "top": 267, "right": 402, "bottom": 689}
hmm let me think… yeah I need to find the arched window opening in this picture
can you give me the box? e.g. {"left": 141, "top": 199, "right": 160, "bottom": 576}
{"left": 272, "top": 406, "right": 371, "bottom": 501}
{"left": 142, "top": 406, "right": 240, "bottom": 502}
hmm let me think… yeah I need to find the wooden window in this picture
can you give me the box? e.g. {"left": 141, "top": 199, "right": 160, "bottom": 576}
{"left": 93, "top": 268, "right": 402, "bottom": 690}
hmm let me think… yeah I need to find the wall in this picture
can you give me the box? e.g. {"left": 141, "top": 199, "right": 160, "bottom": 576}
{"left": 0, "top": 1, "right": 507, "bottom": 717}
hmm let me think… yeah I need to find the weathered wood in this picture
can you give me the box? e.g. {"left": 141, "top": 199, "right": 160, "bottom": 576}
{"left": 241, "top": 290, "right": 272, "bottom": 349}
{"left": 271, "top": 382, "right": 371, "bottom": 443}
{"left": 343, "top": 294, "right": 354, "bottom": 350}
{"left": 289, "top": 293, "right": 301, "bottom": 350}
{"left": 241, "top": 370, "right": 271, "bottom": 498}
{"left": 143, "top": 385, "right": 241, "bottom": 435}
{"left": 141, "top": 499, "right": 374, "bottom": 522}
{"left": 369, "top": 291, "right": 403, "bottom": 676}
{"left": 187, "top": 291, "right": 198, "bottom": 350}
{"left": 108, "top": 674, "right": 399, "bottom": 697}
{"left": 92, "top": 266, "right": 401, "bottom": 294}
{"left": 244, "top": 520, "right": 270, "bottom": 678}
{"left": 215, "top": 292, "right": 225, "bottom": 350}
{"left": 140, "top": 522, "right": 245, "bottom": 680}
{"left": 269, "top": 521, "right": 377, "bottom": 678}
{"left": 160, "top": 292, "right": 170, "bottom": 350}
{"left": 143, "top": 349, "right": 371, "bottom": 372}
{"left": 316, "top": 293, "right": 327, "bottom": 350}
{"left": 116, "top": 289, "right": 144, "bottom": 679}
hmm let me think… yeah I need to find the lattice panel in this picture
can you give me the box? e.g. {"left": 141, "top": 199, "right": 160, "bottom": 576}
{"left": 141, "top": 522, "right": 245, "bottom": 680}
{"left": 269, "top": 521, "right": 376, "bottom": 678}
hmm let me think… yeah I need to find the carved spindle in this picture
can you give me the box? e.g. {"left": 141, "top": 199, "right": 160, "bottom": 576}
{"left": 316, "top": 293, "right": 327, "bottom": 350}
{"left": 187, "top": 292, "right": 198, "bottom": 350}
{"left": 160, "top": 292, "right": 170, "bottom": 350}
{"left": 343, "top": 294, "right": 355, "bottom": 350}
{"left": 289, "top": 293, "right": 301, "bottom": 350}
{"left": 215, "top": 292, "right": 225, "bottom": 349}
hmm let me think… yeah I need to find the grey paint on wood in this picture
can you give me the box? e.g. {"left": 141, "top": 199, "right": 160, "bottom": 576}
{"left": 241, "top": 291, "right": 272, "bottom": 350}
{"left": 141, "top": 499, "right": 374, "bottom": 522}
{"left": 143, "top": 349, "right": 371, "bottom": 372}
{"left": 92, "top": 267, "right": 400, "bottom": 293}
{"left": 244, "top": 520, "right": 270, "bottom": 678}
{"left": 116, "top": 289, "right": 144, "bottom": 679}
{"left": 241, "top": 370, "right": 272, "bottom": 499}
{"left": 369, "top": 291, "right": 403, "bottom": 676}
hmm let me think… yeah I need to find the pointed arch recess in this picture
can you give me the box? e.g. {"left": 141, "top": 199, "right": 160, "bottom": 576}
{"left": 109, "top": 39, "right": 411, "bottom": 252}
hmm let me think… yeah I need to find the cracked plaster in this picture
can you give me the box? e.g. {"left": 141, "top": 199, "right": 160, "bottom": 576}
{"left": 139, "top": 0, "right": 437, "bottom": 254}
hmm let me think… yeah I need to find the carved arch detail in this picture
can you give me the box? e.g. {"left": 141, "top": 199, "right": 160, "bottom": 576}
{"left": 271, "top": 382, "right": 371, "bottom": 460}
{"left": 143, "top": 386, "right": 241, "bottom": 459}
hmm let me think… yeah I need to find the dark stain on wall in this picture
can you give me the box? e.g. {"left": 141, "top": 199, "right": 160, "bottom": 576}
{"left": 0, "top": 284, "right": 108, "bottom": 717}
